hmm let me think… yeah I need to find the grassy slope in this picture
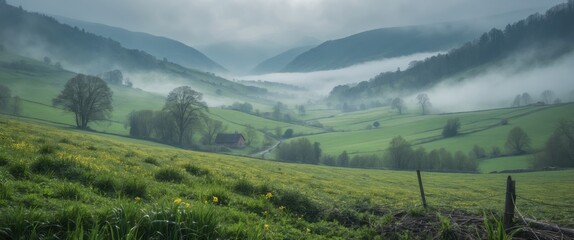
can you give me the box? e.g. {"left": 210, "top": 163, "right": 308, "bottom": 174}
{"left": 280, "top": 104, "right": 574, "bottom": 171}
{"left": 0, "top": 115, "right": 573, "bottom": 238}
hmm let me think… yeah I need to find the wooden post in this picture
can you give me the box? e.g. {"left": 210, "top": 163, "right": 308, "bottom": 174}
{"left": 416, "top": 170, "right": 427, "bottom": 209}
{"left": 503, "top": 175, "right": 516, "bottom": 231}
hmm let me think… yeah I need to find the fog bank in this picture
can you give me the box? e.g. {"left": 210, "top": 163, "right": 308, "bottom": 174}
{"left": 413, "top": 53, "right": 574, "bottom": 113}
{"left": 240, "top": 52, "right": 442, "bottom": 97}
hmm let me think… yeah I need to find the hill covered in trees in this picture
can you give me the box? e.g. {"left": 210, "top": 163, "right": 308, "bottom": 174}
{"left": 329, "top": 1, "right": 574, "bottom": 101}
{"left": 250, "top": 45, "right": 315, "bottom": 74}
{"left": 54, "top": 16, "right": 227, "bottom": 73}
{"left": 282, "top": 23, "right": 479, "bottom": 72}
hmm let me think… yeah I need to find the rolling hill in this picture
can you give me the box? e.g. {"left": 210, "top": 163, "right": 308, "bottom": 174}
{"left": 281, "top": 8, "right": 552, "bottom": 73}
{"left": 329, "top": 1, "right": 574, "bottom": 101}
{"left": 54, "top": 16, "right": 227, "bottom": 73}
{"left": 0, "top": 1, "right": 271, "bottom": 106}
{"left": 250, "top": 45, "right": 315, "bottom": 74}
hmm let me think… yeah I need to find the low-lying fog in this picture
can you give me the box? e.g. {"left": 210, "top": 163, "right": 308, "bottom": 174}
{"left": 241, "top": 50, "right": 574, "bottom": 113}
{"left": 239, "top": 52, "right": 442, "bottom": 96}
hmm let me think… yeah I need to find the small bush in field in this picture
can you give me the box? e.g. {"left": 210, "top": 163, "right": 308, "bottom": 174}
{"left": 143, "top": 157, "right": 160, "bottom": 166}
{"left": 38, "top": 144, "right": 59, "bottom": 155}
{"left": 8, "top": 161, "right": 28, "bottom": 179}
{"left": 122, "top": 179, "right": 147, "bottom": 198}
{"left": 233, "top": 179, "right": 256, "bottom": 195}
{"left": 183, "top": 164, "right": 209, "bottom": 176}
{"left": 93, "top": 176, "right": 118, "bottom": 195}
{"left": 271, "top": 188, "right": 322, "bottom": 222}
{"left": 155, "top": 168, "right": 186, "bottom": 183}
{"left": 0, "top": 155, "right": 9, "bottom": 166}
{"left": 56, "top": 184, "right": 82, "bottom": 200}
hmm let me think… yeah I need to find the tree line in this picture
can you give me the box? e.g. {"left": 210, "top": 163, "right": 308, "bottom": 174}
{"left": 0, "top": 84, "right": 22, "bottom": 116}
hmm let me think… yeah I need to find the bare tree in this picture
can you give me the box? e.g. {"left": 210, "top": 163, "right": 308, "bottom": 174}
{"left": 201, "top": 118, "right": 227, "bottom": 145}
{"left": 53, "top": 74, "right": 113, "bottom": 129}
{"left": 540, "top": 90, "right": 555, "bottom": 104}
{"left": 164, "top": 86, "right": 207, "bottom": 146}
{"left": 391, "top": 97, "right": 406, "bottom": 114}
{"left": 505, "top": 127, "right": 531, "bottom": 154}
{"left": 416, "top": 93, "right": 431, "bottom": 115}
{"left": 521, "top": 92, "right": 533, "bottom": 105}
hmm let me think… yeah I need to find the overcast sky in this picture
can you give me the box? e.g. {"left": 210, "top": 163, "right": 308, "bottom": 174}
{"left": 7, "top": 0, "right": 563, "bottom": 72}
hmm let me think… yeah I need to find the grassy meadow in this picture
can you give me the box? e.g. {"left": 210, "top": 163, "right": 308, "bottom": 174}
{"left": 1, "top": 115, "right": 573, "bottom": 239}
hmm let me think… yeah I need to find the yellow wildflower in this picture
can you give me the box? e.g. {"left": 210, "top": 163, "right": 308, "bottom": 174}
{"left": 265, "top": 192, "right": 273, "bottom": 199}
{"left": 184, "top": 203, "right": 191, "bottom": 208}
{"left": 212, "top": 196, "right": 219, "bottom": 203}
{"left": 264, "top": 224, "right": 270, "bottom": 231}
{"left": 306, "top": 228, "right": 311, "bottom": 233}
{"left": 134, "top": 197, "right": 141, "bottom": 202}
{"left": 174, "top": 198, "right": 182, "bottom": 204}
{"left": 279, "top": 206, "right": 286, "bottom": 211}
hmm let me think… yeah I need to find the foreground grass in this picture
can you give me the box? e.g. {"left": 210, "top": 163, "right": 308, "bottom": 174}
{"left": 1, "top": 115, "right": 573, "bottom": 239}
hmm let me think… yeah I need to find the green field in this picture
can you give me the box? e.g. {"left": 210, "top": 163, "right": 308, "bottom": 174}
{"left": 0, "top": 115, "right": 573, "bottom": 239}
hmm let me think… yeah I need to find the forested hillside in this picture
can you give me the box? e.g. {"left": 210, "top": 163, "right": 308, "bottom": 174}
{"left": 329, "top": 1, "right": 574, "bottom": 101}
{"left": 54, "top": 16, "right": 227, "bottom": 73}
{"left": 282, "top": 23, "right": 478, "bottom": 72}
{"left": 251, "top": 45, "right": 314, "bottom": 74}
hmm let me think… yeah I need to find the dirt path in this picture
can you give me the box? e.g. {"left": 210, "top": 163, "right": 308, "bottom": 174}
{"left": 250, "top": 139, "right": 281, "bottom": 158}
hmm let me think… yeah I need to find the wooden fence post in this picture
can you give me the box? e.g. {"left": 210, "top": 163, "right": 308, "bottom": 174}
{"left": 416, "top": 170, "right": 427, "bottom": 209}
{"left": 503, "top": 175, "right": 516, "bottom": 231}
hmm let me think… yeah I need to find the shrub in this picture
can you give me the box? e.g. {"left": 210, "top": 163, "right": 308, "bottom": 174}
{"left": 8, "top": 161, "right": 28, "bottom": 179}
{"left": 183, "top": 164, "right": 209, "bottom": 176}
{"left": 93, "top": 175, "right": 118, "bottom": 195}
{"left": 270, "top": 188, "right": 322, "bottom": 221}
{"left": 233, "top": 179, "right": 256, "bottom": 195}
{"left": 500, "top": 119, "right": 509, "bottom": 125}
{"left": 38, "top": 144, "right": 59, "bottom": 155}
{"left": 56, "top": 184, "right": 82, "bottom": 200}
{"left": 143, "top": 157, "right": 160, "bottom": 166}
{"left": 30, "top": 156, "right": 93, "bottom": 183}
{"left": 154, "top": 168, "right": 185, "bottom": 183}
{"left": 0, "top": 155, "right": 8, "bottom": 166}
{"left": 87, "top": 146, "right": 97, "bottom": 151}
{"left": 122, "top": 179, "right": 147, "bottom": 198}
{"left": 442, "top": 118, "right": 461, "bottom": 138}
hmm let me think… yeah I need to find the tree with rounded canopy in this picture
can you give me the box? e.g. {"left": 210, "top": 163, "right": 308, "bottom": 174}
{"left": 0, "top": 84, "right": 11, "bottom": 112}
{"left": 505, "top": 127, "right": 531, "bottom": 154}
{"left": 164, "top": 86, "right": 207, "bottom": 146}
{"left": 53, "top": 74, "right": 113, "bottom": 129}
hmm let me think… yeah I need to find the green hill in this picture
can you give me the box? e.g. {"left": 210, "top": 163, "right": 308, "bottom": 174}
{"left": 251, "top": 45, "right": 315, "bottom": 74}
{"left": 329, "top": 1, "right": 574, "bottom": 100}
{"left": 54, "top": 16, "right": 227, "bottom": 73}
{"left": 0, "top": 114, "right": 573, "bottom": 239}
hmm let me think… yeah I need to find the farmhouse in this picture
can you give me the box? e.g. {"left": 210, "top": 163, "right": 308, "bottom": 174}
{"left": 214, "top": 133, "right": 246, "bottom": 148}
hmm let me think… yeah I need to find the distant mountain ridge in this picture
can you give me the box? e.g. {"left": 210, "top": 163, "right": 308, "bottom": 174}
{"left": 328, "top": 1, "right": 574, "bottom": 101}
{"left": 54, "top": 16, "right": 227, "bottom": 73}
{"left": 250, "top": 45, "right": 315, "bottom": 74}
{"left": 282, "top": 23, "right": 478, "bottom": 73}
{"left": 280, "top": 8, "right": 549, "bottom": 73}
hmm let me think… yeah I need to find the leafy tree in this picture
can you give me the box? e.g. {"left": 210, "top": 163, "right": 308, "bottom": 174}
{"left": 372, "top": 121, "right": 380, "bottom": 128}
{"left": 442, "top": 118, "right": 461, "bottom": 137}
{"left": 338, "top": 151, "right": 349, "bottom": 167}
{"left": 387, "top": 136, "right": 412, "bottom": 168}
{"left": 126, "top": 110, "right": 154, "bottom": 138}
{"left": 9, "top": 96, "right": 22, "bottom": 116}
{"left": 283, "top": 128, "right": 294, "bottom": 138}
{"left": 153, "top": 111, "right": 177, "bottom": 144}
{"left": 43, "top": 56, "right": 51, "bottom": 65}
{"left": 52, "top": 74, "right": 113, "bottom": 129}
{"left": 470, "top": 145, "right": 486, "bottom": 159}
{"left": 391, "top": 97, "right": 406, "bottom": 114}
{"left": 243, "top": 125, "right": 258, "bottom": 146}
{"left": 313, "top": 142, "right": 322, "bottom": 164}
{"left": 321, "top": 155, "right": 337, "bottom": 166}
{"left": 511, "top": 94, "right": 522, "bottom": 107}
{"left": 0, "top": 84, "right": 11, "bottom": 112}
{"left": 201, "top": 119, "right": 227, "bottom": 145}
{"left": 505, "top": 127, "right": 531, "bottom": 154}
{"left": 534, "top": 120, "right": 574, "bottom": 168}
{"left": 416, "top": 93, "right": 431, "bottom": 115}
{"left": 164, "top": 86, "right": 207, "bottom": 146}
